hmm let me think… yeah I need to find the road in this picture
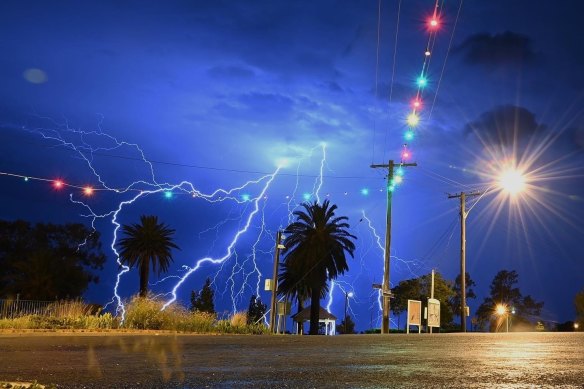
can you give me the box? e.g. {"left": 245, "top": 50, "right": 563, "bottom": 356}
{"left": 0, "top": 332, "right": 583, "bottom": 388}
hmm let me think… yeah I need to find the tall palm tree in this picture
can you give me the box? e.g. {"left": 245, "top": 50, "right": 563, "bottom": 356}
{"left": 118, "top": 215, "right": 180, "bottom": 297}
{"left": 278, "top": 260, "right": 329, "bottom": 333}
{"left": 282, "top": 200, "right": 356, "bottom": 335}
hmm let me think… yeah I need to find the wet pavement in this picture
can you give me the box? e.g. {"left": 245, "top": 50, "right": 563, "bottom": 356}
{"left": 0, "top": 332, "right": 583, "bottom": 388}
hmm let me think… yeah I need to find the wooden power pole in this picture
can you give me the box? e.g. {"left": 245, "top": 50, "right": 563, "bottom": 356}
{"left": 448, "top": 191, "right": 481, "bottom": 332}
{"left": 269, "top": 230, "right": 284, "bottom": 333}
{"left": 371, "top": 159, "right": 417, "bottom": 334}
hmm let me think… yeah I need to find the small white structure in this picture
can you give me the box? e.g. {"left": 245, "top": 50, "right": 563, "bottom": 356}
{"left": 291, "top": 306, "right": 337, "bottom": 335}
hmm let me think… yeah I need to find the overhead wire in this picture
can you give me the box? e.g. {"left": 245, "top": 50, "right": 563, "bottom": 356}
{"left": 429, "top": 0, "right": 464, "bottom": 122}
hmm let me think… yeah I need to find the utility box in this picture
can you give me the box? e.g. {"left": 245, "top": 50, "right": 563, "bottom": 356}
{"left": 264, "top": 279, "right": 273, "bottom": 291}
{"left": 277, "top": 301, "right": 291, "bottom": 315}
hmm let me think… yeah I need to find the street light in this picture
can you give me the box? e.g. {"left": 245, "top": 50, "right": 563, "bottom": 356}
{"left": 575, "top": 322, "right": 579, "bottom": 331}
{"left": 269, "top": 231, "right": 285, "bottom": 333}
{"left": 344, "top": 291, "right": 354, "bottom": 335}
{"left": 496, "top": 304, "right": 508, "bottom": 332}
{"left": 449, "top": 168, "right": 527, "bottom": 333}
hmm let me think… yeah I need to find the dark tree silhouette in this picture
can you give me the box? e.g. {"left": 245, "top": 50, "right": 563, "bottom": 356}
{"left": 476, "top": 269, "right": 544, "bottom": 331}
{"left": 450, "top": 272, "right": 477, "bottom": 319}
{"left": 281, "top": 200, "right": 356, "bottom": 335}
{"left": 246, "top": 295, "right": 267, "bottom": 324}
{"left": 117, "top": 215, "right": 179, "bottom": 297}
{"left": 190, "top": 277, "right": 215, "bottom": 314}
{"left": 0, "top": 220, "right": 105, "bottom": 300}
{"left": 336, "top": 314, "right": 356, "bottom": 334}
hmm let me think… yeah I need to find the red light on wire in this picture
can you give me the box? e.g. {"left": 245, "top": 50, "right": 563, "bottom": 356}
{"left": 412, "top": 98, "right": 422, "bottom": 109}
{"left": 53, "top": 180, "right": 64, "bottom": 189}
{"left": 428, "top": 17, "right": 440, "bottom": 29}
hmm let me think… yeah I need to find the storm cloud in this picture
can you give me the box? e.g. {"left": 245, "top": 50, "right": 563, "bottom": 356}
{"left": 455, "top": 31, "right": 537, "bottom": 68}
{"left": 464, "top": 105, "right": 543, "bottom": 146}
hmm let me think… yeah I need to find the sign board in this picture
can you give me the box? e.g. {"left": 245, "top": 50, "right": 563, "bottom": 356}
{"left": 407, "top": 299, "right": 422, "bottom": 334}
{"left": 264, "top": 279, "right": 273, "bottom": 291}
{"left": 427, "top": 298, "right": 440, "bottom": 328}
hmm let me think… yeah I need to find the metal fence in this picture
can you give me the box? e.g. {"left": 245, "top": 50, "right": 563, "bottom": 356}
{"left": 0, "top": 298, "right": 96, "bottom": 319}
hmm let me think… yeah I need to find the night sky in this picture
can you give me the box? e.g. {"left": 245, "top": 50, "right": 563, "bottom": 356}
{"left": 1, "top": 0, "right": 583, "bottom": 331}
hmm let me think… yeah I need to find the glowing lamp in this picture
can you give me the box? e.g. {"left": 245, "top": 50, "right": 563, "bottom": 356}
{"left": 83, "top": 186, "right": 94, "bottom": 196}
{"left": 401, "top": 151, "right": 410, "bottom": 160}
{"left": 303, "top": 193, "right": 311, "bottom": 201}
{"left": 241, "top": 194, "right": 251, "bottom": 202}
{"left": 360, "top": 188, "right": 369, "bottom": 196}
{"left": 24, "top": 177, "right": 29, "bottom": 182}
{"left": 53, "top": 180, "right": 64, "bottom": 189}
{"left": 428, "top": 18, "right": 439, "bottom": 29}
{"left": 396, "top": 167, "right": 405, "bottom": 176}
{"left": 425, "top": 50, "right": 431, "bottom": 57}
{"left": 404, "top": 130, "right": 415, "bottom": 141}
{"left": 416, "top": 75, "right": 428, "bottom": 88}
{"left": 496, "top": 304, "right": 506, "bottom": 316}
{"left": 499, "top": 169, "right": 525, "bottom": 195}
{"left": 164, "top": 191, "right": 173, "bottom": 199}
{"left": 406, "top": 113, "right": 420, "bottom": 127}
{"left": 412, "top": 98, "right": 422, "bottom": 109}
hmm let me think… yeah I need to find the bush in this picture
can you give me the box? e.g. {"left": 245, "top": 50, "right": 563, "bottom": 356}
{"left": 0, "top": 296, "right": 267, "bottom": 334}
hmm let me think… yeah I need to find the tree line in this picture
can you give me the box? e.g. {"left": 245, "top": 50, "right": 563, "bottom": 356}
{"left": 1, "top": 203, "right": 582, "bottom": 334}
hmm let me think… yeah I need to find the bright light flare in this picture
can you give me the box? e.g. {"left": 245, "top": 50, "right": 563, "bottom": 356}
{"left": 499, "top": 169, "right": 526, "bottom": 195}
{"left": 53, "top": 179, "right": 64, "bottom": 189}
{"left": 83, "top": 186, "right": 94, "bottom": 196}
{"left": 407, "top": 113, "right": 420, "bottom": 127}
{"left": 495, "top": 304, "right": 507, "bottom": 316}
{"left": 428, "top": 17, "right": 440, "bottom": 29}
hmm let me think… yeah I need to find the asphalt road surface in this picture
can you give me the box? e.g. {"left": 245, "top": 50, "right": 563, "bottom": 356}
{"left": 1, "top": 332, "right": 583, "bottom": 388}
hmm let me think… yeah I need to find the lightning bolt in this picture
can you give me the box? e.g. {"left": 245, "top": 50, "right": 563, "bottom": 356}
{"left": 161, "top": 167, "right": 281, "bottom": 310}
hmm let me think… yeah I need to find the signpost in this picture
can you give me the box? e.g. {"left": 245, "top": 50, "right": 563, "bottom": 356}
{"left": 407, "top": 299, "right": 422, "bottom": 334}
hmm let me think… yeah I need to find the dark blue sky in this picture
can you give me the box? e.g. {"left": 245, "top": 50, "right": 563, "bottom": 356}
{"left": 1, "top": 0, "right": 583, "bottom": 330}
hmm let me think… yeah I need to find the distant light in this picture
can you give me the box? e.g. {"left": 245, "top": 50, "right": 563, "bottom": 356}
{"left": 347, "top": 291, "right": 354, "bottom": 298}
{"left": 164, "top": 191, "right": 173, "bottom": 199}
{"left": 499, "top": 169, "right": 525, "bottom": 195}
{"left": 496, "top": 304, "right": 507, "bottom": 316}
{"left": 24, "top": 177, "right": 29, "bottom": 182}
{"left": 360, "top": 188, "right": 369, "bottom": 196}
{"left": 404, "top": 130, "right": 415, "bottom": 141}
{"left": 425, "top": 50, "right": 431, "bottom": 57}
{"left": 83, "top": 186, "right": 94, "bottom": 196}
{"left": 406, "top": 112, "right": 420, "bottom": 127}
{"left": 53, "top": 180, "right": 64, "bottom": 189}
{"left": 401, "top": 151, "right": 410, "bottom": 160}
{"left": 303, "top": 193, "right": 311, "bottom": 201}
{"left": 416, "top": 75, "right": 428, "bottom": 88}
{"left": 241, "top": 193, "right": 251, "bottom": 202}
{"left": 393, "top": 176, "right": 403, "bottom": 184}
{"left": 428, "top": 17, "right": 439, "bottom": 29}
{"left": 412, "top": 98, "right": 422, "bottom": 109}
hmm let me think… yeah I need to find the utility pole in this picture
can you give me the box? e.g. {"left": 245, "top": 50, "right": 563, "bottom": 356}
{"left": 448, "top": 191, "right": 481, "bottom": 332}
{"left": 429, "top": 269, "right": 435, "bottom": 334}
{"left": 269, "top": 231, "right": 284, "bottom": 333}
{"left": 371, "top": 159, "right": 417, "bottom": 334}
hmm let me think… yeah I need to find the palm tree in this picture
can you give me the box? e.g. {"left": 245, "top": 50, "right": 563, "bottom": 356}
{"left": 281, "top": 200, "right": 356, "bottom": 335}
{"left": 118, "top": 215, "right": 180, "bottom": 297}
{"left": 278, "top": 260, "right": 329, "bottom": 333}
